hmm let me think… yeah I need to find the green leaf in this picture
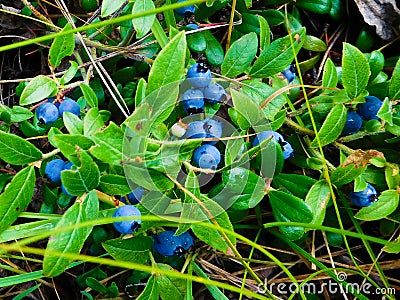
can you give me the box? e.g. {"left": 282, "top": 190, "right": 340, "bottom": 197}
{"left": 101, "top": 0, "right": 126, "bottom": 17}
{"left": 221, "top": 32, "right": 258, "bottom": 78}
{"left": 156, "top": 263, "right": 186, "bottom": 300}
{"left": 147, "top": 31, "right": 186, "bottom": 93}
{"left": 377, "top": 97, "right": 393, "bottom": 125}
{"left": 322, "top": 58, "right": 338, "bottom": 88}
{"left": 43, "top": 190, "right": 99, "bottom": 277}
{"left": 355, "top": 190, "right": 399, "bottom": 221}
{"left": 272, "top": 207, "right": 305, "bottom": 241}
{"left": 191, "top": 196, "right": 236, "bottom": 253}
{"left": 273, "top": 173, "right": 317, "bottom": 199}
{"left": 305, "top": 180, "right": 331, "bottom": 226}
{"left": 137, "top": 275, "right": 159, "bottom": 300}
{"left": 63, "top": 112, "right": 83, "bottom": 134}
{"left": 0, "top": 131, "right": 42, "bottom": 165}
{"left": 49, "top": 23, "right": 74, "bottom": 67}
{"left": 20, "top": 75, "right": 57, "bottom": 105}
{"left": 303, "top": 35, "right": 327, "bottom": 52}
{"left": 204, "top": 30, "right": 224, "bottom": 67}
{"left": 310, "top": 104, "right": 347, "bottom": 147}
{"left": 99, "top": 174, "right": 131, "bottom": 195}
{"left": 132, "top": 0, "right": 156, "bottom": 38}
{"left": 368, "top": 50, "right": 384, "bottom": 81}
{"left": 187, "top": 31, "right": 207, "bottom": 53}
{"left": 10, "top": 106, "right": 34, "bottom": 123}
{"left": 242, "top": 79, "right": 287, "bottom": 120}
{"left": 61, "top": 150, "right": 100, "bottom": 196}
{"left": 389, "top": 58, "right": 400, "bottom": 100}
{"left": 60, "top": 61, "right": 79, "bottom": 85}
{"left": 331, "top": 164, "right": 366, "bottom": 186}
{"left": 102, "top": 236, "right": 153, "bottom": 264}
{"left": 258, "top": 15, "right": 270, "bottom": 52}
{"left": 0, "top": 166, "right": 35, "bottom": 233}
{"left": 230, "top": 89, "right": 264, "bottom": 130}
{"left": 90, "top": 122, "right": 124, "bottom": 165}
{"left": 342, "top": 43, "right": 370, "bottom": 98}
{"left": 80, "top": 84, "right": 98, "bottom": 108}
{"left": 249, "top": 28, "right": 305, "bottom": 78}
{"left": 269, "top": 190, "right": 313, "bottom": 223}
{"left": 135, "top": 78, "right": 147, "bottom": 107}
{"left": 53, "top": 134, "right": 94, "bottom": 161}
{"left": 295, "top": 0, "right": 332, "bottom": 13}
{"left": 84, "top": 108, "right": 105, "bottom": 137}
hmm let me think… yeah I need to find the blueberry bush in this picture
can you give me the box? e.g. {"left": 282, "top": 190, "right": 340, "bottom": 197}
{"left": 0, "top": 0, "right": 399, "bottom": 299}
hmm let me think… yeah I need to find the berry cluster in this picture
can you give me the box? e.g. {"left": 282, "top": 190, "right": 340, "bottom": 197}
{"left": 182, "top": 63, "right": 227, "bottom": 114}
{"left": 36, "top": 97, "right": 80, "bottom": 125}
{"left": 153, "top": 230, "right": 194, "bottom": 257}
{"left": 45, "top": 158, "right": 74, "bottom": 196}
{"left": 342, "top": 96, "right": 383, "bottom": 135}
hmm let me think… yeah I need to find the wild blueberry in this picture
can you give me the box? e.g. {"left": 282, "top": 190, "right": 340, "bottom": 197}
{"left": 185, "top": 121, "right": 208, "bottom": 139}
{"left": 182, "top": 89, "right": 204, "bottom": 114}
{"left": 45, "top": 158, "right": 65, "bottom": 182}
{"left": 59, "top": 98, "right": 80, "bottom": 117}
{"left": 203, "top": 118, "right": 222, "bottom": 144}
{"left": 36, "top": 102, "right": 59, "bottom": 124}
{"left": 186, "top": 23, "right": 199, "bottom": 30}
{"left": 113, "top": 205, "right": 142, "bottom": 234}
{"left": 193, "top": 151, "right": 219, "bottom": 170}
{"left": 61, "top": 184, "right": 74, "bottom": 197}
{"left": 175, "top": 0, "right": 196, "bottom": 16}
{"left": 203, "top": 83, "right": 227, "bottom": 104}
{"left": 63, "top": 161, "right": 73, "bottom": 170}
{"left": 187, "top": 63, "right": 212, "bottom": 88}
{"left": 153, "top": 230, "right": 194, "bottom": 257}
{"left": 253, "top": 130, "right": 284, "bottom": 147}
{"left": 342, "top": 111, "right": 363, "bottom": 135}
{"left": 253, "top": 130, "right": 294, "bottom": 159}
{"left": 122, "top": 186, "right": 145, "bottom": 205}
{"left": 194, "top": 144, "right": 221, "bottom": 165}
{"left": 358, "top": 96, "right": 383, "bottom": 120}
{"left": 350, "top": 183, "right": 378, "bottom": 207}
{"left": 281, "top": 65, "right": 296, "bottom": 83}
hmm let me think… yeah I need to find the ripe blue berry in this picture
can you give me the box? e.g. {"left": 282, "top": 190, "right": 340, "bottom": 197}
{"left": 350, "top": 183, "right": 378, "bottom": 207}
{"left": 59, "top": 98, "right": 80, "bottom": 117}
{"left": 253, "top": 130, "right": 284, "bottom": 147}
{"left": 113, "top": 205, "right": 142, "bottom": 234}
{"left": 203, "top": 118, "right": 222, "bottom": 144}
{"left": 187, "top": 63, "right": 212, "bottom": 88}
{"left": 203, "top": 83, "right": 227, "bottom": 104}
{"left": 253, "top": 130, "right": 294, "bottom": 159}
{"left": 186, "top": 23, "right": 199, "bottom": 30}
{"left": 182, "top": 89, "right": 205, "bottom": 115}
{"left": 175, "top": 0, "right": 196, "bottom": 16}
{"left": 63, "top": 161, "right": 73, "bottom": 170}
{"left": 193, "top": 144, "right": 220, "bottom": 170}
{"left": 358, "top": 96, "right": 383, "bottom": 120}
{"left": 153, "top": 230, "right": 194, "bottom": 257}
{"left": 61, "top": 184, "right": 74, "bottom": 197}
{"left": 45, "top": 158, "right": 65, "bottom": 182}
{"left": 36, "top": 102, "right": 59, "bottom": 124}
{"left": 185, "top": 121, "right": 208, "bottom": 139}
{"left": 342, "top": 111, "right": 362, "bottom": 135}
{"left": 122, "top": 186, "right": 145, "bottom": 204}
{"left": 194, "top": 144, "right": 221, "bottom": 164}
{"left": 281, "top": 65, "right": 296, "bottom": 83}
